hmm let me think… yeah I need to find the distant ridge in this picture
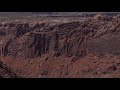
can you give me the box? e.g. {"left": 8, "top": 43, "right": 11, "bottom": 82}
{"left": 0, "top": 12, "right": 119, "bottom": 17}
{"left": 32, "top": 12, "right": 120, "bottom": 17}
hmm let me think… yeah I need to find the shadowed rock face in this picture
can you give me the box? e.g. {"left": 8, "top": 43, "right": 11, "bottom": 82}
{"left": 0, "top": 61, "right": 19, "bottom": 78}
{"left": 1, "top": 21, "right": 88, "bottom": 58}
{"left": 0, "top": 22, "right": 46, "bottom": 57}
{"left": 0, "top": 14, "right": 120, "bottom": 59}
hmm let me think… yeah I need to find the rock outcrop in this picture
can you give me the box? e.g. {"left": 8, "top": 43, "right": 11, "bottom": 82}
{"left": 1, "top": 21, "right": 88, "bottom": 58}
{"left": 1, "top": 14, "right": 120, "bottom": 59}
{"left": 1, "top": 14, "right": 120, "bottom": 78}
{"left": 0, "top": 61, "right": 19, "bottom": 78}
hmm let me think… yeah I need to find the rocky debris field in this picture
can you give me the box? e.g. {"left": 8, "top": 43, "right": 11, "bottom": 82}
{"left": 1, "top": 14, "right": 120, "bottom": 78}
{"left": 0, "top": 61, "right": 19, "bottom": 78}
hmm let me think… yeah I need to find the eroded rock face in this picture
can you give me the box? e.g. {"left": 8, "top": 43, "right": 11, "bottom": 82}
{"left": 1, "top": 14, "right": 120, "bottom": 59}
{"left": 0, "top": 22, "right": 46, "bottom": 38}
{"left": 0, "top": 22, "right": 47, "bottom": 57}
{"left": 3, "top": 21, "right": 88, "bottom": 58}
{"left": 1, "top": 14, "right": 120, "bottom": 78}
